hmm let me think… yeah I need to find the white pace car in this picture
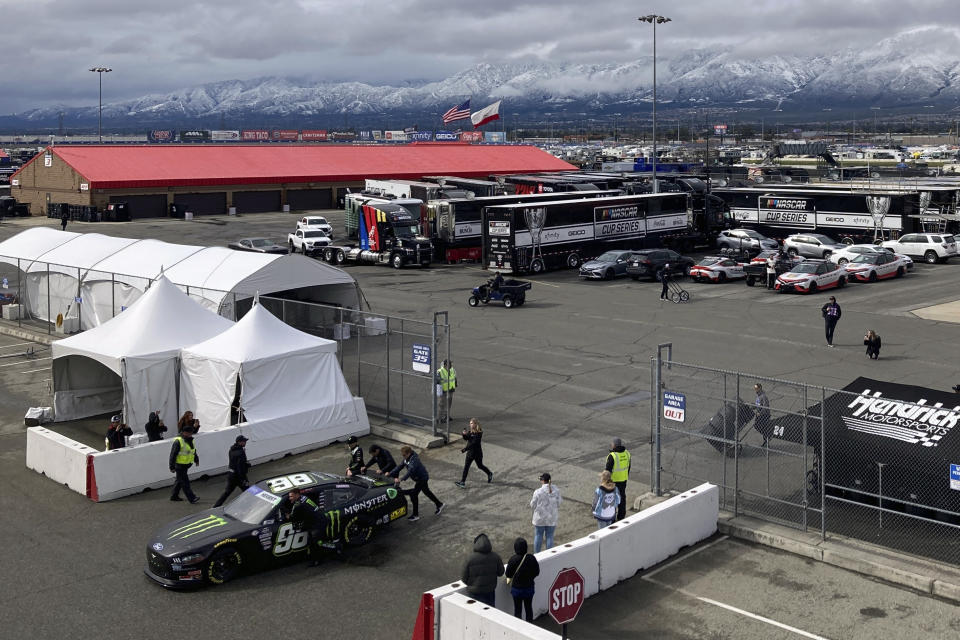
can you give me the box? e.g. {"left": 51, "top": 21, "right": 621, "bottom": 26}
{"left": 827, "top": 244, "right": 913, "bottom": 270}
{"left": 775, "top": 259, "right": 847, "bottom": 294}
{"left": 843, "top": 252, "right": 908, "bottom": 282}
{"left": 689, "top": 257, "right": 746, "bottom": 283}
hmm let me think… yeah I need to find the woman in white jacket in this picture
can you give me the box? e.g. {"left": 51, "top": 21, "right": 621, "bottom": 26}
{"left": 529, "top": 472, "right": 562, "bottom": 552}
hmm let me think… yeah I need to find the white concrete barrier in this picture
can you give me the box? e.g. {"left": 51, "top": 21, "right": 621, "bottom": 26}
{"left": 424, "top": 484, "right": 719, "bottom": 640}
{"left": 439, "top": 593, "right": 559, "bottom": 640}
{"left": 493, "top": 532, "right": 600, "bottom": 619}
{"left": 25, "top": 427, "right": 97, "bottom": 494}
{"left": 89, "top": 397, "right": 369, "bottom": 501}
{"left": 595, "top": 483, "right": 718, "bottom": 590}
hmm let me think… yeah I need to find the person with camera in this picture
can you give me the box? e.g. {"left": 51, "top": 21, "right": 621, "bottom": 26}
{"left": 169, "top": 424, "right": 200, "bottom": 504}
{"left": 145, "top": 411, "right": 167, "bottom": 442}
{"left": 455, "top": 418, "right": 493, "bottom": 488}
{"left": 863, "top": 330, "right": 881, "bottom": 360}
{"left": 105, "top": 415, "right": 133, "bottom": 450}
{"left": 213, "top": 435, "right": 251, "bottom": 508}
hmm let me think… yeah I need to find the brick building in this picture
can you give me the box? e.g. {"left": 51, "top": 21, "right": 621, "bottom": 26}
{"left": 9, "top": 144, "right": 576, "bottom": 218}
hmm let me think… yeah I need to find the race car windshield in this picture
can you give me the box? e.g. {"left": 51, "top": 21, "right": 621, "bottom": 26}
{"left": 224, "top": 486, "right": 282, "bottom": 524}
{"left": 851, "top": 254, "right": 880, "bottom": 264}
{"left": 792, "top": 263, "right": 821, "bottom": 274}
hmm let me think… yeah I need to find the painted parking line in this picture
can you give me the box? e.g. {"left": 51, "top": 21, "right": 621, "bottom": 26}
{"left": 0, "top": 357, "right": 51, "bottom": 368}
{"left": 0, "top": 342, "right": 36, "bottom": 350}
{"left": 19, "top": 367, "right": 51, "bottom": 374}
{"left": 641, "top": 537, "right": 832, "bottom": 640}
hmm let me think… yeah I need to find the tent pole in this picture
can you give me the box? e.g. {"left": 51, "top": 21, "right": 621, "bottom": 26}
{"left": 386, "top": 313, "right": 390, "bottom": 421}
{"left": 47, "top": 263, "right": 51, "bottom": 335}
{"left": 112, "top": 273, "right": 115, "bottom": 318}
{"left": 77, "top": 267, "right": 81, "bottom": 331}
{"left": 16, "top": 258, "right": 21, "bottom": 328}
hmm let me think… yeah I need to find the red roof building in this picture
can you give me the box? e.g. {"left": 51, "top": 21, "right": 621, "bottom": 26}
{"left": 10, "top": 144, "right": 577, "bottom": 218}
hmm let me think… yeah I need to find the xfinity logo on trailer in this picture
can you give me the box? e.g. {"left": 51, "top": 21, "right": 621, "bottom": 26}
{"left": 762, "top": 198, "right": 811, "bottom": 211}
{"left": 845, "top": 389, "right": 960, "bottom": 447}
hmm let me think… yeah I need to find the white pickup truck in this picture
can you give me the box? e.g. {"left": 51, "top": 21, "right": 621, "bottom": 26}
{"left": 296, "top": 216, "right": 334, "bottom": 237}
{"left": 287, "top": 228, "right": 331, "bottom": 256}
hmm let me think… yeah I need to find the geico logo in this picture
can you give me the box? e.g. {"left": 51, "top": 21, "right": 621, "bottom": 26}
{"left": 825, "top": 217, "right": 844, "bottom": 222}
{"left": 568, "top": 230, "right": 587, "bottom": 236}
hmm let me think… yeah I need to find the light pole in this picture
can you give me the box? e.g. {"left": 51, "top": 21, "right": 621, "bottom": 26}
{"left": 638, "top": 14, "right": 671, "bottom": 193}
{"left": 89, "top": 67, "right": 112, "bottom": 144}
{"left": 870, "top": 107, "right": 880, "bottom": 141}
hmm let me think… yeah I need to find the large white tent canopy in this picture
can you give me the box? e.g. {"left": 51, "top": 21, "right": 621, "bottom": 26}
{"left": 179, "top": 302, "right": 356, "bottom": 434}
{"left": 0, "top": 228, "right": 360, "bottom": 329}
{"left": 52, "top": 277, "right": 234, "bottom": 430}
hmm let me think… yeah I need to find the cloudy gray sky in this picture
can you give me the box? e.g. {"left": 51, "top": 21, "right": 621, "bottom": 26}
{"left": 1, "top": 0, "right": 957, "bottom": 112}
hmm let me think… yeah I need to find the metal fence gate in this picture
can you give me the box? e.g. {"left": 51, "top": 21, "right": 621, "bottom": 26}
{"left": 652, "top": 344, "right": 960, "bottom": 566}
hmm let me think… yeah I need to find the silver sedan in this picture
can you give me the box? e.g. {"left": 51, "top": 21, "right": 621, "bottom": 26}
{"left": 578, "top": 250, "right": 639, "bottom": 280}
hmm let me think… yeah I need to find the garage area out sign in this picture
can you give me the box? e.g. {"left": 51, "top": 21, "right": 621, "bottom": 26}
{"left": 412, "top": 344, "right": 431, "bottom": 373}
{"left": 663, "top": 391, "right": 685, "bottom": 422}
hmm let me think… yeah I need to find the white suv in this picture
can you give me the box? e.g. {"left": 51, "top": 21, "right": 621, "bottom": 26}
{"left": 881, "top": 233, "right": 957, "bottom": 264}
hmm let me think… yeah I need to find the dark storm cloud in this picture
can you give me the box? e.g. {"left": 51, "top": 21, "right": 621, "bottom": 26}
{"left": 0, "top": 0, "right": 957, "bottom": 112}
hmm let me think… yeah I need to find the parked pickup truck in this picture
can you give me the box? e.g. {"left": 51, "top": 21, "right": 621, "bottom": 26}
{"left": 288, "top": 228, "right": 331, "bottom": 256}
{"left": 296, "top": 216, "right": 334, "bottom": 237}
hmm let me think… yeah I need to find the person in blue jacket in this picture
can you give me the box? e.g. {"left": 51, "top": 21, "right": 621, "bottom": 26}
{"left": 391, "top": 446, "right": 444, "bottom": 521}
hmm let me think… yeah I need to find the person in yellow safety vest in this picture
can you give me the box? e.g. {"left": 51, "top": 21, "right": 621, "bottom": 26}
{"left": 604, "top": 437, "right": 631, "bottom": 521}
{"left": 436, "top": 359, "right": 457, "bottom": 421}
{"left": 169, "top": 425, "right": 200, "bottom": 504}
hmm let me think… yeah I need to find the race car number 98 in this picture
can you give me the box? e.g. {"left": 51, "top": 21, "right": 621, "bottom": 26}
{"left": 266, "top": 473, "right": 313, "bottom": 493}
{"left": 273, "top": 523, "right": 309, "bottom": 555}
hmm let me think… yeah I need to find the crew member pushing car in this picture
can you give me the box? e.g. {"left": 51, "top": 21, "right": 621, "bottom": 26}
{"left": 280, "top": 487, "right": 323, "bottom": 566}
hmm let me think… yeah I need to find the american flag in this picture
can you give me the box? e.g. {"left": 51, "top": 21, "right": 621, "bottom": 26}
{"left": 441, "top": 99, "right": 471, "bottom": 124}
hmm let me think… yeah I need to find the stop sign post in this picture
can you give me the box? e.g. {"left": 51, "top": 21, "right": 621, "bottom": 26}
{"left": 549, "top": 567, "right": 585, "bottom": 639}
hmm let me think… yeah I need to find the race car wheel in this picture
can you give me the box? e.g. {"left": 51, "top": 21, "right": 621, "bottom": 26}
{"left": 837, "top": 258, "right": 848, "bottom": 265}
{"left": 603, "top": 269, "right": 614, "bottom": 281}
{"left": 868, "top": 271, "right": 878, "bottom": 282}
{"left": 503, "top": 295, "right": 514, "bottom": 308}
{"left": 924, "top": 250, "right": 938, "bottom": 264}
{"left": 787, "top": 248, "right": 799, "bottom": 257}
{"left": 896, "top": 267, "right": 905, "bottom": 278}
{"left": 335, "top": 250, "right": 346, "bottom": 265}
{"left": 468, "top": 296, "right": 479, "bottom": 307}
{"left": 206, "top": 548, "right": 242, "bottom": 585}
{"left": 344, "top": 517, "right": 373, "bottom": 547}
{"left": 323, "top": 248, "right": 334, "bottom": 262}
{"left": 838, "top": 276, "right": 846, "bottom": 288}
{"left": 718, "top": 272, "right": 727, "bottom": 283}
{"left": 566, "top": 253, "right": 581, "bottom": 269}
{"left": 530, "top": 258, "right": 545, "bottom": 274}
{"left": 392, "top": 254, "right": 405, "bottom": 269}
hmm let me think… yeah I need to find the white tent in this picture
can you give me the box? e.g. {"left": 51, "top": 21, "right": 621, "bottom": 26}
{"left": 0, "top": 228, "right": 360, "bottom": 327}
{"left": 179, "top": 302, "right": 357, "bottom": 434}
{"left": 52, "top": 277, "right": 233, "bottom": 430}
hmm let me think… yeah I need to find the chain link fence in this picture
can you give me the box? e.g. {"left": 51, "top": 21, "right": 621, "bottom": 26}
{"left": 653, "top": 344, "right": 960, "bottom": 566}
{"left": 0, "top": 255, "right": 451, "bottom": 438}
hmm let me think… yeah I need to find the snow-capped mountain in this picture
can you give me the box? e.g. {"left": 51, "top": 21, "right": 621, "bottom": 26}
{"left": 9, "top": 27, "right": 960, "bottom": 128}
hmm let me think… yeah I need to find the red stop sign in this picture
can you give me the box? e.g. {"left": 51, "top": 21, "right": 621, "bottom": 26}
{"left": 548, "top": 567, "right": 585, "bottom": 625}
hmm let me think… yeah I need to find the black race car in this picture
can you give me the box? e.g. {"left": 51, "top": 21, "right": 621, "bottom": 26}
{"left": 145, "top": 471, "right": 407, "bottom": 587}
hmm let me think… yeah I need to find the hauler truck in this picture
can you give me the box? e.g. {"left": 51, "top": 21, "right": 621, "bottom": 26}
{"left": 319, "top": 201, "right": 432, "bottom": 268}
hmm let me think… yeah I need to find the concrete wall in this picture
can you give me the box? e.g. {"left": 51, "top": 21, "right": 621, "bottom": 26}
{"left": 25, "top": 426, "right": 98, "bottom": 494}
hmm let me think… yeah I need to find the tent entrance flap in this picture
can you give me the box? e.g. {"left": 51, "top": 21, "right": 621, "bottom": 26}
{"left": 53, "top": 355, "right": 122, "bottom": 422}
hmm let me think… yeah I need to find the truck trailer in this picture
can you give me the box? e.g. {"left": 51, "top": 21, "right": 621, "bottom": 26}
{"left": 320, "top": 201, "right": 432, "bottom": 268}
{"left": 483, "top": 193, "right": 689, "bottom": 274}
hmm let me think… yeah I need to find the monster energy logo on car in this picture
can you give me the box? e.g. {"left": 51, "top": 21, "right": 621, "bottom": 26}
{"left": 168, "top": 515, "right": 228, "bottom": 540}
{"left": 324, "top": 510, "right": 342, "bottom": 539}
{"left": 387, "top": 488, "right": 398, "bottom": 499}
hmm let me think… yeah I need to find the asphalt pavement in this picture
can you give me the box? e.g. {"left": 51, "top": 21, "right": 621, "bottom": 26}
{"left": 1, "top": 212, "right": 960, "bottom": 639}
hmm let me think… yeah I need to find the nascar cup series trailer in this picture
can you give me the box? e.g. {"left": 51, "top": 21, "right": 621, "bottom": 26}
{"left": 483, "top": 192, "right": 688, "bottom": 274}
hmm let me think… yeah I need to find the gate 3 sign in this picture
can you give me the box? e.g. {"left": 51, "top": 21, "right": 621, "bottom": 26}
{"left": 663, "top": 391, "right": 686, "bottom": 422}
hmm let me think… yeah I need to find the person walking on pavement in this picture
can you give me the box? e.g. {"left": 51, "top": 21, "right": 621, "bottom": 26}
{"left": 864, "top": 329, "right": 882, "bottom": 360}
{"left": 144, "top": 411, "right": 167, "bottom": 442}
{"left": 105, "top": 415, "right": 132, "bottom": 450}
{"left": 60, "top": 210, "right": 69, "bottom": 231}
{"left": 821, "top": 296, "right": 842, "bottom": 347}
{"left": 529, "top": 472, "right": 561, "bottom": 552}
{"left": 604, "top": 437, "right": 631, "bottom": 521}
{"left": 505, "top": 537, "right": 540, "bottom": 622}
{"left": 460, "top": 532, "right": 504, "bottom": 608}
{"left": 766, "top": 253, "right": 777, "bottom": 289}
{"left": 455, "top": 418, "right": 493, "bottom": 488}
{"left": 361, "top": 444, "right": 397, "bottom": 477}
{"left": 754, "top": 383, "right": 772, "bottom": 446}
{"left": 213, "top": 435, "right": 251, "bottom": 508}
{"left": 345, "top": 435, "right": 364, "bottom": 476}
{"left": 592, "top": 470, "right": 621, "bottom": 529}
{"left": 659, "top": 263, "right": 671, "bottom": 300}
{"left": 169, "top": 425, "right": 200, "bottom": 503}
{"left": 436, "top": 359, "right": 457, "bottom": 420}
{"left": 391, "top": 446, "right": 444, "bottom": 521}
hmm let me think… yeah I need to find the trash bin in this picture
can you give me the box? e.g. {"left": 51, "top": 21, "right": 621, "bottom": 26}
{"left": 229, "top": 207, "right": 237, "bottom": 216}
{"left": 283, "top": 204, "right": 291, "bottom": 213}
{"left": 185, "top": 211, "right": 194, "bottom": 220}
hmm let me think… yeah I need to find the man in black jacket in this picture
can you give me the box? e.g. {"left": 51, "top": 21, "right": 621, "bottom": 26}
{"left": 461, "top": 532, "right": 504, "bottom": 607}
{"left": 345, "top": 435, "right": 364, "bottom": 477}
{"left": 145, "top": 412, "right": 167, "bottom": 442}
{"left": 105, "top": 415, "right": 132, "bottom": 450}
{"left": 213, "top": 435, "right": 251, "bottom": 508}
{"left": 821, "top": 296, "right": 842, "bottom": 347}
{"left": 392, "top": 446, "right": 444, "bottom": 520}
{"left": 169, "top": 425, "right": 200, "bottom": 504}
{"left": 361, "top": 444, "right": 396, "bottom": 476}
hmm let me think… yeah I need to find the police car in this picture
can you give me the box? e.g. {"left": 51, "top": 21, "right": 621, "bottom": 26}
{"left": 843, "top": 252, "right": 908, "bottom": 282}
{"left": 145, "top": 471, "right": 407, "bottom": 587}
{"left": 689, "top": 256, "right": 746, "bottom": 283}
{"left": 775, "top": 259, "right": 847, "bottom": 294}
